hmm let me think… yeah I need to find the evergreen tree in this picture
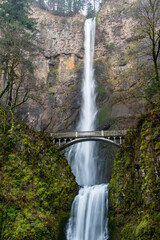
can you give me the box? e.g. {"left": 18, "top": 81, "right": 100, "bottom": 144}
{"left": 37, "top": 0, "right": 46, "bottom": 9}
{"left": 35, "top": 0, "right": 102, "bottom": 17}
{"left": 72, "top": 0, "right": 85, "bottom": 14}
{"left": 0, "top": 0, "right": 36, "bottom": 31}
{"left": 36, "top": 0, "right": 86, "bottom": 16}
{"left": 86, "top": 2, "right": 94, "bottom": 18}
{"left": 0, "top": 0, "right": 38, "bottom": 109}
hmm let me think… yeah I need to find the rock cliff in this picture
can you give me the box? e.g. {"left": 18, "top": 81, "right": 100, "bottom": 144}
{"left": 95, "top": 0, "right": 147, "bottom": 130}
{"left": 16, "top": 6, "right": 85, "bottom": 132}
{"left": 10, "top": 0, "right": 148, "bottom": 132}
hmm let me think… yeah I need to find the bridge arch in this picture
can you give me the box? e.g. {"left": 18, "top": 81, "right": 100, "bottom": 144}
{"left": 59, "top": 137, "right": 120, "bottom": 151}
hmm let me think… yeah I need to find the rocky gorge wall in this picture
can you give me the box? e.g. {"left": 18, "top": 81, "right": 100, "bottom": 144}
{"left": 95, "top": 0, "right": 148, "bottom": 130}
{"left": 109, "top": 107, "right": 160, "bottom": 239}
{"left": 2, "top": 0, "right": 149, "bottom": 133}
{"left": 12, "top": 5, "right": 85, "bottom": 133}
{"left": 0, "top": 107, "right": 77, "bottom": 239}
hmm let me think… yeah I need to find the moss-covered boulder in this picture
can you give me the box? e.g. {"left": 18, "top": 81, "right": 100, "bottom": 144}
{"left": 0, "top": 107, "right": 77, "bottom": 239}
{"left": 109, "top": 108, "right": 160, "bottom": 239}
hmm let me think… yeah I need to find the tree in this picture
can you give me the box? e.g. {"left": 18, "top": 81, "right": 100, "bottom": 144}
{"left": 37, "top": 0, "right": 46, "bottom": 9}
{"left": 136, "top": 0, "right": 160, "bottom": 99}
{"left": 36, "top": 0, "right": 86, "bottom": 16}
{"left": 86, "top": 2, "right": 94, "bottom": 18}
{"left": 35, "top": 0, "right": 102, "bottom": 17}
{"left": 0, "top": 0, "right": 38, "bottom": 109}
{"left": 72, "top": 0, "right": 85, "bottom": 14}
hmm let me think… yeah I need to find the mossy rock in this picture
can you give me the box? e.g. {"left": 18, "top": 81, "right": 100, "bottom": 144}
{"left": 0, "top": 107, "right": 77, "bottom": 239}
{"left": 98, "top": 105, "right": 112, "bottom": 128}
{"left": 109, "top": 108, "right": 160, "bottom": 239}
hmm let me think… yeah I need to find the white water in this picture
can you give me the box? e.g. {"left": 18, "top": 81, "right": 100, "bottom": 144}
{"left": 68, "top": 18, "right": 97, "bottom": 186}
{"left": 66, "top": 18, "right": 109, "bottom": 240}
{"left": 67, "top": 185, "right": 108, "bottom": 240}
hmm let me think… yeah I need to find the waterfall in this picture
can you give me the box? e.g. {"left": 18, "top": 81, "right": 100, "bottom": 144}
{"left": 66, "top": 18, "right": 109, "bottom": 240}
{"left": 67, "top": 184, "right": 109, "bottom": 240}
{"left": 68, "top": 18, "right": 97, "bottom": 186}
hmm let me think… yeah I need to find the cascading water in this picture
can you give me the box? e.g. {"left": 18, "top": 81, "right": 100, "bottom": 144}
{"left": 67, "top": 184, "right": 108, "bottom": 240}
{"left": 68, "top": 18, "right": 97, "bottom": 186}
{"left": 66, "top": 18, "right": 109, "bottom": 240}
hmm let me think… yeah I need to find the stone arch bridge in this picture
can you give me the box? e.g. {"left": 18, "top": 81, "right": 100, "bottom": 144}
{"left": 50, "top": 130, "right": 128, "bottom": 151}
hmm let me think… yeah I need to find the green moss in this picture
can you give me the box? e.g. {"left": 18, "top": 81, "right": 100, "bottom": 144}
{"left": 70, "top": 65, "right": 84, "bottom": 74}
{"left": 0, "top": 107, "right": 77, "bottom": 239}
{"left": 135, "top": 214, "right": 160, "bottom": 240}
{"left": 98, "top": 105, "right": 111, "bottom": 127}
{"left": 108, "top": 42, "right": 115, "bottom": 49}
{"left": 126, "top": 43, "right": 139, "bottom": 57}
{"left": 109, "top": 108, "right": 160, "bottom": 239}
{"left": 155, "top": 142, "right": 160, "bottom": 150}
{"left": 97, "top": 84, "right": 106, "bottom": 94}
{"left": 121, "top": 222, "right": 136, "bottom": 240}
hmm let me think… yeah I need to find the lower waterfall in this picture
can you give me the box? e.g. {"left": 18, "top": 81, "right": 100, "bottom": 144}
{"left": 66, "top": 18, "right": 109, "bottom": 240}
{"left": 67, "top": 185, "right": 109, "bottom": 240}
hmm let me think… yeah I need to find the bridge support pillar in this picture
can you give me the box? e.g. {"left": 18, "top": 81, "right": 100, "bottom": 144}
{"left": 101, "top": 130, "right": 104, "bottom": 136}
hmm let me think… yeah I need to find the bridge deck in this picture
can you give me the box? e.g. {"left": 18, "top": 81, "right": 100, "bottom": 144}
{"left": 50, "top": 130, "right": 127, "bottom": 139}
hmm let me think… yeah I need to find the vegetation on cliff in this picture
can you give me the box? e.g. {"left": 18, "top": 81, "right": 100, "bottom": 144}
{"left": 0, "top": 107, "right": 77, "bottom": 239}
{"left": 109, "top": 108, "right": 160, "bottom": 239}
{"left": 0, "top": 0, "right": 38, "bottom": 109}
{"left": 35, "top": 0, "right": 100, "bottom": 18}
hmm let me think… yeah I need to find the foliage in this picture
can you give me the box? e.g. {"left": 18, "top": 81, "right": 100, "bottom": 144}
{"left": 0, "top": 107, "right": 77, "bottom": 239}
{"left": 0, "top": 0, "right": 38, "bottom": 109}
{"left": 108, "top": 42, "right": 115, "bottom": 49}
{"left": 86, "top": 2, "right": 94, "bottom": 18}
{"left": 36, "top": 0, "right": 86, "bottom": 16}
{"left": 0, "top": 0, "right": 35, "bottom": 30}
{"left": 109, "top": 108, "right": 160, "bottom": 239}
{"left": 35, "top": 0, "right": 100, "bottom": 17}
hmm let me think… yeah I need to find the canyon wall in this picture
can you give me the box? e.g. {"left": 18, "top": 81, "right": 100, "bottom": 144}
{"left": 109, "top": 107, "right": 160, "bottom": 239}
{"left": 16, "top": 6, "right": 85, "bottom": 132}
{"left": 0, "top": 106, "right": 77, "bottom": 239}
{"left": 1, "top": 0, "right": 149, "bottom": 132}
{"left": 95, "top": 0, "right": 147, "bottom": 130}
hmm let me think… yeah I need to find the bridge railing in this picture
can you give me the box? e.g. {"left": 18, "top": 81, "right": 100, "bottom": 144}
{"left": 50, "top": 130, "right": 128, "bottom": 139}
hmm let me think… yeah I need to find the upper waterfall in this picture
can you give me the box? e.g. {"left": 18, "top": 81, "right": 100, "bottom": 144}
{"left": 78, "top": 18, "right": 97, "bottom": 132}
{"left": 68, "top": 18, "right": 98, "bottom": 186}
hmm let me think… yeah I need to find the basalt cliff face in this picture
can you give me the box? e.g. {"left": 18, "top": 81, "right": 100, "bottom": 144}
{"left": 8, "top": 0, "right": 147, "bottom": 132}
{"left": 16, "top": 6, "right": 85, "bottom": 132}
{"left": 95, "top": 0, "right": 147, "bottom": 130}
